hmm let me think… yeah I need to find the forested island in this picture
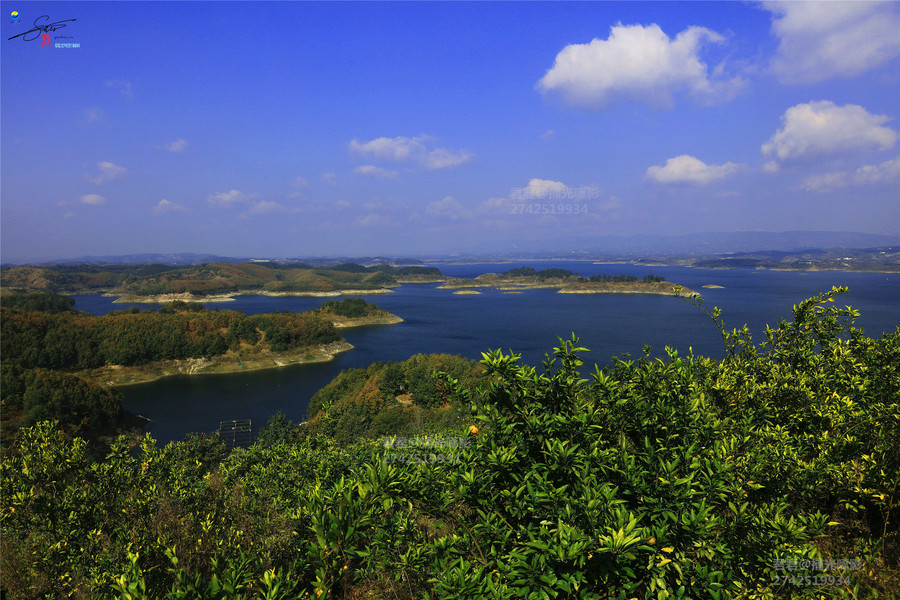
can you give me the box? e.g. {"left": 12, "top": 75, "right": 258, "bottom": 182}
{"left": 1, "top": 286, "right": 897, "bottom": 598}
{"left": 438, "top": 266, "right": 692, "bottom": 295}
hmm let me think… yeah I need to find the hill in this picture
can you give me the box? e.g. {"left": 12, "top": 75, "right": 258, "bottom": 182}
{"left": 0, "top": 262, "right": 443, "bottom": 301}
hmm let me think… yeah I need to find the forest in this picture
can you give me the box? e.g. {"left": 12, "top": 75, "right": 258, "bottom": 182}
{"left": 0, "top": 296, "right": 391, "bottom": 446}
{"left": 0, "top": 263, "right": 443, "bottom": 297}
{"left": 0, "top": 287, "right": 898, "bottom": 599}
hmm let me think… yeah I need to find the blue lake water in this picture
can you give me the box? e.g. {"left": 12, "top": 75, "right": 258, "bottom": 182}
{"left": 73, "top": 263, "right": 899, "bottom": 445}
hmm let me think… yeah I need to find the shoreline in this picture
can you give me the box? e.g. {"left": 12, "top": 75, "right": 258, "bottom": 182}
{"left": 108, "top": 289, "right": 397, "bottom": 304}
{"left": 331, "top": 313, "right": 404, "bottom": 327}
{"left": 79, "top": 340, "right": 355, "bottom": 387}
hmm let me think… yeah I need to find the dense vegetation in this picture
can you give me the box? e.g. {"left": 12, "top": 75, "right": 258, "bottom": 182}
{"left": 314, "top": 297, "right": 394, "bottom": 321}
{"left": 0, "top": 262, "right": 443, "bottom": 297}
{"left": 0, "top": 301, "right": 339, "bottom": 371}
{"left": 1, "top": 287, "right": 898, "bottom": 599}
{"left": 0, "top": 293, "right": 76, "bottom": 313}
{"left": 304, "top": 353, "right": 488, "bottom": 445}
{"left": 0, "top": 296, "right": 388, "bottom": 451}
{"left": 0, "top": 364, "right": 122, "bottom": 440}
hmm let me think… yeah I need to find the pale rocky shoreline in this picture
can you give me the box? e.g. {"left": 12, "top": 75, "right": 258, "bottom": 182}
{"left": 82, "top": 340, "right": 355, "bottom": 387}
{"left": 108, "top": 289, "right": 396, "bottom": 303}
{"left": 437, "top": 277, "right": 696, "bottom": 297}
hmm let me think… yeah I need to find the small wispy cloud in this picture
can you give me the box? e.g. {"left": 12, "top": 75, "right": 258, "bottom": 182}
{"left": 426, "top": 196, "right": 470, "bottom": 221}
{"left": 349, "top": 134, "right": 473, "bottom": 171}
{"left": 82, "top": 107, "right": 104, "bottom": 124}
{"left": 80, "top": 194, "right": 106, "bottom": 205}
{"left": 354, "top": 165, "right": 399, "bottom": 179}
{"left": 86, "top": 161, "right": 127, "bottom": 184}
{"left": 246, "top": 201, "right": 292, "bottom": 215}
{"left": 165, "top": 138, "right": 189, "bottom": 153}
{"left": 800, "top": 156, "right": 900, "bottom": 192}
{"left": 105, "top": 80, "right": 133, "bottom": 97}
{"left": 207, "top": 189, "right": 250, "bottom": 208}
{"left": 153, "top": 199, "right": 188, "bottom": 214}
{"left": 646, "top": 155, "right": 740, "bottom": 185}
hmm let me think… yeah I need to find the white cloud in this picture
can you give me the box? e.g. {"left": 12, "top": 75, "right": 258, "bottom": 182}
{"left": 476, "top": 196, "right": 510, "bottom": 215}
{"left": 646, "top": 155, "right": 740, "bottom": 185}
{"left": 354, "top": 165, "right": 399, "bottom": 179}
{"left": 82, "top": 107, "right": 104, "bottom": 124}
{"left": 762, "top": 101, "right": 898, "bottom": 168}
{"left": 322, "top": 172, "right": 338, "bottom": 185}
{"left": 764, "top": 1, "right": 900, "bottom": 84}
{"left": 247, "top": 201, "right": 290, "bottom": 215}
{"left": 105, "top": 80, "right": 133, "bottom": 97}
{"left": 165, "top": 138, "right": 189, "bottom": 153}
{"left": 510, "top": 178, "right": 604, "bottom": 202}
{"left": 853, "top": 156, "right": 900, "bottom": 185}
{"left": 536, "top": 23, "right": 744, "bottom": 109}
{"left": 86, "top": 161, "right": 127, "bottom": 184}
{"left": 541, "top": 130, "right": 556, "bottom": 140}
{"left": 353, "top": 213, "right": 397, "bottom": 228}
{"left": 349, "top": 135, "right": 472, "bottom": 170}
{"left": 426, "top": 196, "right": 470, "bottom": 221}
{"left": 80, "top": 194, "right": 106, "bottom": 205}
{"left": 800, "top": 156, "right": 900, "bottom": 192}
{"left": 523, "top": 179, "right": 569, "bottom": 198}
{"left": 293, "top": 176, "right": 308, "bottom": 188}
{"left": 153, "top": 199, "right": 187, "bottom": 214}
{"left": 206, "top": 189, "right": 249, "bottom": 208}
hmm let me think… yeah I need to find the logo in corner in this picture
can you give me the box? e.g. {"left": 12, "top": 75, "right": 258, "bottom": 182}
{"left": 10, "top": 11, "right": 20, "bottom": 24}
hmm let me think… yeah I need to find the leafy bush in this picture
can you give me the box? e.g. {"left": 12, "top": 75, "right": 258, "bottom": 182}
{"left": 1, "top": 288, "right": 897, "bottom": 599}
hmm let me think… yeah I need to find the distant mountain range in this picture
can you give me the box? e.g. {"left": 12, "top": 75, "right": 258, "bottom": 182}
{"left": 498, "top": 231, "right": 900, "bottom": 257}
{"left": 3, "top": 231, "right": 899, "bottom": 267}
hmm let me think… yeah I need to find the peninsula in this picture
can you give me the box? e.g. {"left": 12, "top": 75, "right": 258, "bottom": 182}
{"left": 0, "top": 295, "right": 403, "bottom": 387}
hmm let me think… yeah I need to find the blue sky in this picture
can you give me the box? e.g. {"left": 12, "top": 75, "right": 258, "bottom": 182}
{"left": 2, "top": 1, "right": 899, "bottom": 262}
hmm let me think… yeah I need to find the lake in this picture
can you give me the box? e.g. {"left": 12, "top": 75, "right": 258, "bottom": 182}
{"left": 73, "top": 263, "right": 900, "bottom": 445}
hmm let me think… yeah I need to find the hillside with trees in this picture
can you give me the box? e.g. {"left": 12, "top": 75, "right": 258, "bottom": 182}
{"left": 1, "top": 287, "right": 897, "bottom": 598}
{"left": 0, "top": 263, "right": 444, "bottom": 299}
{"left": 438, "top": 267, "right": 683, "bottom": 295}
{"left": 0, "top": 296, "right": 400, "bottom": 446}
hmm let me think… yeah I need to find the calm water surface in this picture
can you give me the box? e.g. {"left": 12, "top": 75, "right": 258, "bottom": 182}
{"left": 73, "top": 264, "right": 899, "bottom": 444}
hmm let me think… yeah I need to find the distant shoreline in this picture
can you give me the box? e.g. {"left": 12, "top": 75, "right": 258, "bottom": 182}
{"left": 437, "top": 276, "right": 696, "bottom": 296}
{"left": 108, "top": 289, "right": 396, "bottom": 304}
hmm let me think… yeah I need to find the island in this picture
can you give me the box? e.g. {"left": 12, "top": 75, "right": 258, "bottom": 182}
{"left": 436, "top": 267, "right": 696, "bottom": 296}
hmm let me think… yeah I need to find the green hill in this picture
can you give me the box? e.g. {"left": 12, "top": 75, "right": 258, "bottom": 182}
{"left": 1, "top": 287, "right": 897, "bottom": 598}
